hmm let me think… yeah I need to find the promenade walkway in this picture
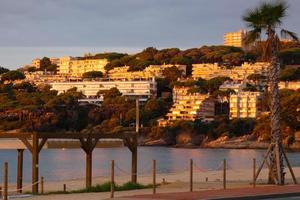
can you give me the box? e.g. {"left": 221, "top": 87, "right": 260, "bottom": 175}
{"left": 118, "top": 185, "right": 300, "bottom": 200}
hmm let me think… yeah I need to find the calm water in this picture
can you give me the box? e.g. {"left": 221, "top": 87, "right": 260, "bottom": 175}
{"left": 0, "top": 147, "right": 299, "bottom": 182}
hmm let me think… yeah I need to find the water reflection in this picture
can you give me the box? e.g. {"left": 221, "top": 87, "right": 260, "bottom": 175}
{"left": 0, "top": 147, "right": 297, "bottom": 182}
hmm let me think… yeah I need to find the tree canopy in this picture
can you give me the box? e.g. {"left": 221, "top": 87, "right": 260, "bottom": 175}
{"left": 0, "top": 67, "right": 9, "bottom": 75}
{"left": 1, "top": 71, "right": 25, "bottom": 83}
{"left": 82, "top": 71, "right": 103, "bottom": 79}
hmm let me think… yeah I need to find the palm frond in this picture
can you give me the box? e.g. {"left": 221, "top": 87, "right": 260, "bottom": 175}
{"left": 242, "top": 1, "right": 288, "bottom": 30}
{"left": 243, "top": 29, "right": 261, "bottom": 45}
{"left": 242, "top": 8, "right": 264, "bottom": 29}
{"left": 280, "top": 29, "right": 299, "bottom": 42}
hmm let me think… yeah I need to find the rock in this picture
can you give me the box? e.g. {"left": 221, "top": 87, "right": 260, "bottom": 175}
{"left": 143, "top": 139, "right": 167, "bottom": 146}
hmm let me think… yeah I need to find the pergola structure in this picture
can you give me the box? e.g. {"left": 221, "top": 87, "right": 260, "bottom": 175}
{"left": 0, "top": 130, "right": 138, "bottom": 194}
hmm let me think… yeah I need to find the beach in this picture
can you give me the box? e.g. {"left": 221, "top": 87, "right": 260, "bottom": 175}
{"left": 10, "top": 166, "right": 300, "bottom": 200}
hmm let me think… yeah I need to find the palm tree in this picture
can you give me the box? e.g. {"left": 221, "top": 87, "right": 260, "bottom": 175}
{"left": 242, "top": 1, "right": 298, "bottom": 184}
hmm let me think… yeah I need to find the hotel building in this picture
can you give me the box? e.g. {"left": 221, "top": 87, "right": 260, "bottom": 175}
{"left": 224, "top": 29, "right": 247, "bottom": 48}
{"left": 58, "top": 56, "right": 108, "bottom": 77}
{"left": 158, "top": 87, "right": 215, "bottom": 126}
{"left": 229, "top": 91, "right": 262, "bottom": 119}
{"left": 50, "top": 77, "right": 157, "bottom": 101}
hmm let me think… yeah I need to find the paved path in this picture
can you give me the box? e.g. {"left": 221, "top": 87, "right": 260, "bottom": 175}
{"left": 116, "top": 185, "right": 300, "bottom": 200}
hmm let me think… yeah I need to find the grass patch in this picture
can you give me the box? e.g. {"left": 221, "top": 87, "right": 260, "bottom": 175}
{"left": 43, "top": 181, "right": 151, "bottom": 195}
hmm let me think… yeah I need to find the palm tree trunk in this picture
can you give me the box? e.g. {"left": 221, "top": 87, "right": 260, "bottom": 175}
{"left": 268, "top": 35, "right": 284, "bottom": 185}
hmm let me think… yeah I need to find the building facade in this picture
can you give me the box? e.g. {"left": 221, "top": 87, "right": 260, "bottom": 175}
{"left": 158, "top": 87, "right": 215, "bottom": 126}
{"left": 192, "top": 62, "right": 269, "bottom": 81}
{"left": 279, "top": 81, "right": 300, "bottom": 90}
{"left": 108, "top": 64, "right": 186, "bottom": 80}
{"left": 229, "top": 91, "right": 262, "bottom": 119}
{"left": 58, "top": 56, "right": 108, "bottom": 77}
{"left": 50, "top": 78, "right": 157, "bottom": 101}
{"left": 31, "top": 59, "right": 41, "bottom": 68}
{"left": 224, "top": 29, "right": 247, "bottom": 48}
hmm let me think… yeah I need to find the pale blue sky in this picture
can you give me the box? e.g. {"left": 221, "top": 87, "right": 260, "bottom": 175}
{"left": 0, "top": 0, "right": 299, "bottom": 69}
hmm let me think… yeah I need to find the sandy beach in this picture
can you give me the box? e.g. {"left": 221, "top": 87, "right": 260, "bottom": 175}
{"left": 8, "top": 166, "right": 300, "bottom": 200}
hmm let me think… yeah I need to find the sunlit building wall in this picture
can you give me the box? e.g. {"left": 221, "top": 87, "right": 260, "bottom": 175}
{"left": 58, "top": 56, "right": 108, "bottom": 77}
{"left": 50, "top": 78, "right": 157, "bottom": 101}
{"left": 224, "top": 29, "right": 247, "bottom": 48}
{"left": 158, "top": 87, "right": 215, "bottom": 127}
{"left": 230, "top": 91, "right": 262, "bottom": 119}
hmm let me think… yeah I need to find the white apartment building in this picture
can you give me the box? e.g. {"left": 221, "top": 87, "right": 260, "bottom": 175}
{"left": 230, "top": 91, "right": 262, "bottom": 119}
{"left": 192, "top": 62, "right": 269, "bottom": 81}
{"left": 58, "top": 56, "right": 108, "bottom": 77}
{"left": 50, "top": 78, "right": 157, "bottom": 101}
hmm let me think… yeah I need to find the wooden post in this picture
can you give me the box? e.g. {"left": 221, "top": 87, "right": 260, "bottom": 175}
{"left": 63, "top": 184, "right": 66, "bottom": 192}
{"left": 0, "top": 186, "right": 2, "bottom": 198}
{"left": 135, "top": 97, "right": 140, "bottom": 133}
{"left": 223, "top": 159, "right": 226, "bottom": 190}
{"left": 41, "top": 177, "right": 44, "bottom": 194}
{"left": 32, "top": 133, "right": 39, "bottom": 194}
{"left": 110, "top": 160, "right": 115, "bottom": 198}
{"left": 131, "top": 141, "right": 137, "bottom": 183}
{"left": 282, "top": 149, "right": 297, "bottom": 184}
{"left": 153, "top": 160, "right": 156, "bottom": 194}
{"left": 3, "top": 162, "right": 8, "bottom": 200}
{"left": 17, "top": 149, "right": 24, "bottom": 194}
{"left": 86, "top": 151, "right": 92, "bottom": 188}
{"left": 190, "top": 159, "right": 193, "bottom": 192}
{"left": 253, "top": 158, "right": 256, "bottom": 188}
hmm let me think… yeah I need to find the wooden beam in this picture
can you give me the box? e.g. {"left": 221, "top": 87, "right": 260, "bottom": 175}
{"left": 17, "top": 149, "right": 24, "bottom": 194}
{"left": 0, "top": 132, "right": 32, "bottom": 138}
{"left": 32, "top": 133, "right": 39, "bottom": 194}
{"left": 19, "top": 138, "right": 33, "bottom": 153}
{"left": 86, "top": 151, "right": 92, "bottom": 188}
{"left": 79, "top": 137, "right": 99, "bottom": 188}
{"left": 38, "top": 138, "right": 48, "bottom": 153}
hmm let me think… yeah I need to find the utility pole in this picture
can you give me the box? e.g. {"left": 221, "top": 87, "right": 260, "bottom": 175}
{"left": 135, "top": 97, "right": 140, "bottom": 133}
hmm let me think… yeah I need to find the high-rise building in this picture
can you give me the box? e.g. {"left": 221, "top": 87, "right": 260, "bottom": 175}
{"left": 224, "top": 29, "right": 247, "bottom": 48}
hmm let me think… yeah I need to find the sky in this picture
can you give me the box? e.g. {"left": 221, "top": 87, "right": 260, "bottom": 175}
{"left": 0, "top": 0, "right": 299, "bottom": 69}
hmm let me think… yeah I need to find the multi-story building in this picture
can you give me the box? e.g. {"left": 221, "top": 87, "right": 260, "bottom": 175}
{"left": 192, "top": 62, "right": 269, "bottom": 81}
{"left": 279, "top": 81, "right": 300, "bottom": 90}
{"left": 50, "top": 58, "right": 60, "bottom": 65}
{"left": 229, "top": 91, "right": 262, "bottom": 119}
{"left": 108, "top": 64, "right": 186, "bottom": 80}
{"left": 31, "top": 57, "right": 60, "bottom": 69}
{"left": 24, "top": 71, "right": 80, "bottom": 85}
{"left": 158, "top": 87, "right": 215, "bottom": 126}
{"left": 219, "top": 81, "right": 246, "bottom": 93}
{"left": 224, "top": 29, "right": 247, "bottom": 48}
{"left": 50, "top": 77, "right": 157, "bottom": 101}
{"left": 58, "top": 56, "right": 108, "bottom": 77}
{"left": 31, "top": 59, "right": 41, "bottom": 68}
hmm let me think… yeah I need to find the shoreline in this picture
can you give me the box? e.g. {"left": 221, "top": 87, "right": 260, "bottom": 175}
{"left": 11, "top": 167, "right": 300, "bottom": 200}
